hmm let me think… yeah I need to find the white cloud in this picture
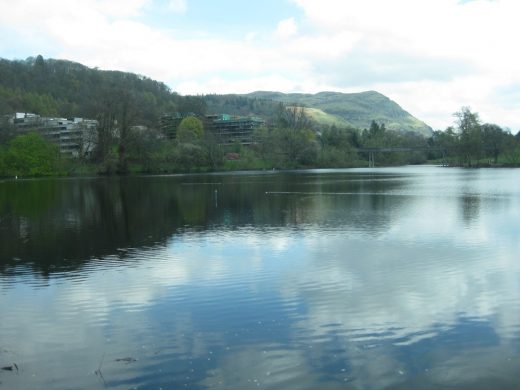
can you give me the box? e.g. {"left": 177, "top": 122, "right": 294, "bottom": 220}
{"left": 1, "top": 0, "right": 520, "bottom": 129}
{"left": 168, "top": 0, "right": 187, "bottom": 13}
{"left": 2, "top": 173, "right": 520, "bottom": 388}
{"left": 275, "top": 17, "right": 298, "bottom": 39}
{"left": 287, "top": 0, "right": 520, "bottom": 128}
{"left": 244, "top": 32, "right": 258, "bottom": 42}
{"left": 176, "top": 74, "right": 311, "bottom": 96}
{"left": 0, "top": 0, "right": 150, "bottom": 21}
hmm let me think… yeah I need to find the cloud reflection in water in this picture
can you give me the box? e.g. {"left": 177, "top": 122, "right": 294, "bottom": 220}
{"left": 1, "top": 167, "right": 520, "bottom": 389}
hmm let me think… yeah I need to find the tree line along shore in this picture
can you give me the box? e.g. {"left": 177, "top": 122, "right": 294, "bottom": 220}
{"left": 1, "top": 57, "right": 519, "bottom": 177}
{"left": 1, "top": 106, "right": 519, "bottom": 178}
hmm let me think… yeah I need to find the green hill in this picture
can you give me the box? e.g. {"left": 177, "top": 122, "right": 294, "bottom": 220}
{"left": 0, "top": 56, "right": 431, "bottom": 136}
{"left": 299, "top": 107, "right": 352, "bottom": 128}
{"left": 244, "top": 91, "right": 432, "bottom": 135}
{"left": 0, "top": 56, "right": 205, "bottom": 127}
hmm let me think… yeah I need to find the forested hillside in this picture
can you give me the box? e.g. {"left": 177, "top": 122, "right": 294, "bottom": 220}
{"left": 0, "top": 56, "right": 432, "bottom": 136}
{"left": 0, "top": 55, "right": 206, "bottom": 126}
{"left": 204, "top": 94, "right": 283, "bottom": 122}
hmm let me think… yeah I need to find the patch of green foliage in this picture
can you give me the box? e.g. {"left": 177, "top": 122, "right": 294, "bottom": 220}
{"left": 0, "top": 133, "right": 61, "bottom": 177}
{"left": 301, "top": 107, "right": 353, "bottom": 128}
{"left": 177, "top": 116, "right": 204, "bottom": 143}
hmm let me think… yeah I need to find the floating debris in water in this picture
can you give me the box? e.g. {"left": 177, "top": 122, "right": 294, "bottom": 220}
{"left": 95, "top": 353, "right": 106, "bottom": 385}
{"left": 115, "top": 357, "right": 137, "bottom": 364}
{"left": 1, "top": 363, "right": 18, "bottom": 372}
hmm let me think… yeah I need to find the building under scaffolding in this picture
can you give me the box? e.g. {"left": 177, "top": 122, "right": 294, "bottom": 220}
{"left": 159, "top": 112, "right": 195, "bottom": 140}
{"left": 206, "top": 114, "right": 265, "bottom": 146}
{"left": 160, "top": 112, "right": 266, "bottom": 146}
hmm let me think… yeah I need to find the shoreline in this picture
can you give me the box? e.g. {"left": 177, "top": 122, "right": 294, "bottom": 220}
{"left": 2, "top": 162, "right": 519, "bottom": 181}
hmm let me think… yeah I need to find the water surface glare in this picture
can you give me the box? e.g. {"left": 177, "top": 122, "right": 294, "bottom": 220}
{"left": 1, "top": 166, "right": 520, "bottom": 389}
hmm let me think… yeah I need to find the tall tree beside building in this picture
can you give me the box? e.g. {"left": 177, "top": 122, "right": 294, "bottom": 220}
{"left": 173, "top": 116, "right": 207, "bottom": 170}
{"left": 94, "top": 92, "right": 117, "bottom": 170}
{"left": 253, "top": 106, "right": 318, "bottom": 168}
{"left": 116, "top": 90, "right": 137, "bottom": 174}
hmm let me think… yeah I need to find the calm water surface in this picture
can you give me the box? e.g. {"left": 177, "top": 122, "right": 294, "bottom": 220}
{"left": 1, "top": 166, "right": 520, "bottom": 389}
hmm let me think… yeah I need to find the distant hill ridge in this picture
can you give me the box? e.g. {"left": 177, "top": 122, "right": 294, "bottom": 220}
{"left": 242, "top": 91, "right": 432, "bottom": 135}
{"left": 0, "top": 56, "right": 431, "bottom": 136}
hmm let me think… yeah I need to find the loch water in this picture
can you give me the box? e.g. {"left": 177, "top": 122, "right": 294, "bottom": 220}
{"left": 1, "top": 166, "right": 520, "bottom": 389}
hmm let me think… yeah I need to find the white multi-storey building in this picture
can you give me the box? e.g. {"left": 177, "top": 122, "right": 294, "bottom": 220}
{"left": 9, "top": 113, "right": 98, "bottom": 158}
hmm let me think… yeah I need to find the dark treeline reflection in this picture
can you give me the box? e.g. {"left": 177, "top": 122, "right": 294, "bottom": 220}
{"left": 0, "top": 172, "right": 412, "bottom": 275}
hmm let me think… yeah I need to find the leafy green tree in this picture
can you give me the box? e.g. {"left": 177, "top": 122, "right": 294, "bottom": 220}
{"left": 94, "top": 90, "right": 117, "bottom": 166}
{"left": 258, "top": 104, "right": 318, "bottom": 167}
{"left": 5, "top": 133, "right": 60, "bottom": 176}
{"left": 278, "top": 105, "right": 311, "bottom": 130}
{"left": 481, "top": 123, "right": 507, "bottom": 163}
{"left": 321, "top": 125, "right": 356, "bottom": 149}
{"left": 176, "top": 95, "right": 207, "bottom": 116}
{"left": 503, "top": 132, "right": 520, "bottom": 164}
{"left": 428, "top": 127, "right": 458, "bottom": 163}
{"left": 0, "top": 145, "right": 6, "bottom": 176}
{"left": 252, "top": 125, "right": 277, "bottom": 165}
{"left": 368, "top": 120, "right": 385, "bottom": 138}
{"left": 318, "top": 125, "right": 360, "bottom": 167}
{"left": 125, "top": 128, "right": 165, "bottom": 172}
{"left": 0, "top": 116, "right": 17, "bottom": 145}
{"left": 173, "top": 142, "right": 207, "bottom": 171}
{"left": 203, "top": 131, "right": 223, "bottom": 170}
{"left": 177, "top": 116, "right": 204, "bottom": 143}
{"left": 362, "top": 121, "right": 387, "bottom": 148}
{"left": 454, "top": 107, "right": 482, "bottom": 166}
{"left": 266, "top": 126, "right": 318, "bottom": 167}
{"left": 116, "top": 90, "right": 136, "bottom": 174}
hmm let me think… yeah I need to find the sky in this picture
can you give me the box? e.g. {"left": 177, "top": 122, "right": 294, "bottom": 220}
{"left": 0, "top": 0, "right": 519, "bottom": 131}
